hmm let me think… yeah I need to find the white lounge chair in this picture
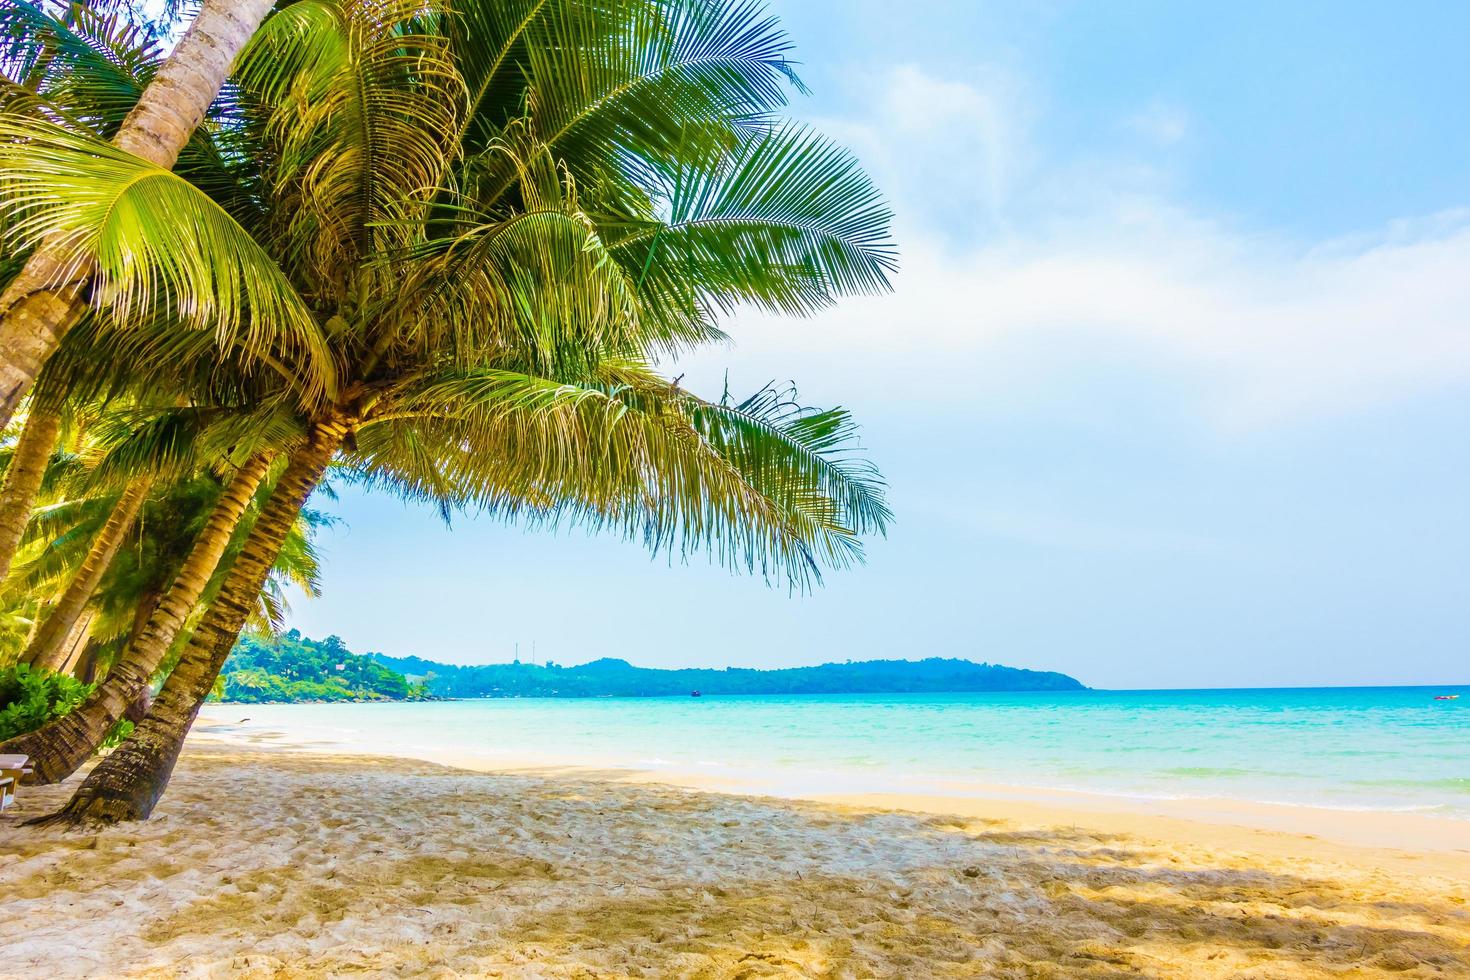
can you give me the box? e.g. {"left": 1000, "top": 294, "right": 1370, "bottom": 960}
{"left": 0, "top": 754, "right": 31, "bottom": 812}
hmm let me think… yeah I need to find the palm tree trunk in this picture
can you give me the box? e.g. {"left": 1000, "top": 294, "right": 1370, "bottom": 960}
{"left": 1, "top": 453, "right": 273, "bottom": 783}
{"left": 0, "top": 391, "right": 62, "bottom": 582}
{"left": 34, "top": 418, "right": 348, "bottom": 824}
{"left": 0, "top": 0, "right": 278, "bottom": 428}
{"left": 19, "top": 477, "right": 152, "bottom": 673}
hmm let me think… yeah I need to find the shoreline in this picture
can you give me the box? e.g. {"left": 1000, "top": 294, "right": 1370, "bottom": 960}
{"left": 193, "top": 706, "right": 1470, "bottom": 877}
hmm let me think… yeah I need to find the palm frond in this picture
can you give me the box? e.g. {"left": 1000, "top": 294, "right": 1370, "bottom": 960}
{"left": 523, "top": 0, "right": 802, "bottom": 176}
{"left": 451, "top": 0, "right": 646, "bottom": 152}
{"left": 0, "top": 116, "right": 336, "bottom": 403}
{"left": 81, "top": 403, "right": 302, "bottom": 489}
{"left": 358, "top": 365, "right": 886, "bottom": 586}
{"left": 390, "top": 133, "right": 673, "bottom": 365}
{"left": 603, "top": 360, "right": 891, "bottom": 537}
{"left": 235, "top": 0, "right": 464, "bottom": 293}
{"left": 607, "top": 123, "right": 896, "bottom": 318}
{"left": 0, "top": 1, "right": 159, "bottom": 136}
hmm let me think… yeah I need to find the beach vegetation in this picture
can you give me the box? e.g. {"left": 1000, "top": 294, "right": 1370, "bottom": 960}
{"left": 0, "top": 662, "right": 132, "bottom": 747}
{"left": 0, "top": 662, "right": 90, "bottom": 741}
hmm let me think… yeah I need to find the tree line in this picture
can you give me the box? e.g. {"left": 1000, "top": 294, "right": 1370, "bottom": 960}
{"left": 0, "top": 0, "right": 896, "bottom": 825}
{"left": 376, "top": 654, "right": 1087, "bottom": 698}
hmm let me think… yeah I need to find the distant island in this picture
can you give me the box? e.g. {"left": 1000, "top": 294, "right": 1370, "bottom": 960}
{"left": 374, "top": 652, "right": 1086, "bottom": 698}
{"left": 216, "top": 631, "right": 1085, "bottom": 703}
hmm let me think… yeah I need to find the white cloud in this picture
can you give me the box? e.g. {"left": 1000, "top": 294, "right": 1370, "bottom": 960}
{"left": 687, "top": 206, "right": 1470, "bottom": 429}
{"left": 692, "top": 68, "right": 1470, "bottom": 430}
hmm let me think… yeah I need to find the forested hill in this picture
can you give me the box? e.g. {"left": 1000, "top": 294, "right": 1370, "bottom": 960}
{"left": 370, "top": 655, "right": 1086, "bottom": 698}
{"left": 219, "top": 632, "right": 429, "bottom": 703}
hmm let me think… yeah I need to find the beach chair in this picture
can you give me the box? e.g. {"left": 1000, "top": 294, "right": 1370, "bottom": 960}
{"left": 0, "top": 754, "right": 31, "bottom": 812}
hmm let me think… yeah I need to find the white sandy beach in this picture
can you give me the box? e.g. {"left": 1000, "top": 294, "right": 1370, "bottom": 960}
{"left": 2, "top": 721, "right": 1468, "bottom": 978}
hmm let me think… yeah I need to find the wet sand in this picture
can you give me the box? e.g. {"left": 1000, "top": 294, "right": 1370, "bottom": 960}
{"left": 2, "top": 741, "right": 1467, "bottom": 978}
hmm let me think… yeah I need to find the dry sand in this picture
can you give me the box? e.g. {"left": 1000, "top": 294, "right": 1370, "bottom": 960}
{"left": 2, "top": 745, "right": 1468, "bottom": 978}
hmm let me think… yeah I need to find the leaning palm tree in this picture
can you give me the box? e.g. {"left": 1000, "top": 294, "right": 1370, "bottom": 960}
{"left": 0, "top": 2, "right": 334, "bottom": 594}
{"left": 18, "top": 0, "right": 896, "bottom": 823}
{"left": 0, "top": 0, "right": 279, "bottom": 427}
{"left": 17, "top": 477, "right": 151, "bottom": 671}
{"left": 1, "top": 291, "right": 297, "bottom": 671}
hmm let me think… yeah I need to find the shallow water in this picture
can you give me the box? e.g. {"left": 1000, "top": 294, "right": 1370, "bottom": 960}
{"left": 213, "top": 686, "right": 1470, "bottom": 817}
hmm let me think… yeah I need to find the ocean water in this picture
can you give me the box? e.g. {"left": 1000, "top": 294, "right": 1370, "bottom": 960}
{"left": 212, "top": 686, "right": 1470, "bottom": 818}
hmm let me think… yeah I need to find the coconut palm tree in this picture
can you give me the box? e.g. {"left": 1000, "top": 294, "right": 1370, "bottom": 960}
{"left": 0, "top": 300, "right": 328, "bottom": 774}
{"left": 0, "top": 438, "right": 270, "bottom": 780}
{"left": 21, "top": 0, "right": 896, "bottom": 823}
{"left": 17, "top": 475, "right": 151, "bottom": 671}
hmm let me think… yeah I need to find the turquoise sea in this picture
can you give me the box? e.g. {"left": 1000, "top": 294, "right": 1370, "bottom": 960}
{"left": 213, "top": 686, "right": 1470, "bottom": 818}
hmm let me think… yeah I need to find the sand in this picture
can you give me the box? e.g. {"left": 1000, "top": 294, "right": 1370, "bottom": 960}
{"left": 2, "top": 741, "right": 1468, "bottom": 978}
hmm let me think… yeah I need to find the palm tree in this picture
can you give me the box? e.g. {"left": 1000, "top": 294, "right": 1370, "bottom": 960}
{"left": 37, "top": 416, "right": 344, "bottom": 824}
{"left": 0, "top": 0, "right": 279, "bottom": 427}
{"left": 23, "top": 0, "right": 896, "bottom": 823}
{"left": 1, "top": 349, "right": 273, "bottom": 670}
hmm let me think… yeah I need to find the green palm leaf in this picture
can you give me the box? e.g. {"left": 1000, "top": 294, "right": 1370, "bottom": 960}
{"left": 608, "top": 123, "right": 896, "bottom": 318}
{"left": 235, "top": 0, "right": 464, "bottom": 291}
{"left": 363, "top": 365, "right": 887, "bottom": 584}
{"left": 523, "top": 0, "right": 802, "bottom": 168}
{"left": 0, "top": 1, "right": 158, "bottom": 136}
{"left": 0, "top": 117, "right": 336, "bottom": 403}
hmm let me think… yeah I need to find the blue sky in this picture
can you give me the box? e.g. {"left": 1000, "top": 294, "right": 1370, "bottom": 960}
{"left": 285, "top": 1, "right": 1470, "bottom": 688}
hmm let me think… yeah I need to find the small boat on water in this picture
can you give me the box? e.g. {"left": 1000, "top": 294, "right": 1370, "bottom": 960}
{"left": 1432, "top": 694, "right": 1459, "bottom": 700}
{"left": 690, "top": 690, "right": 702, "bottom": 698}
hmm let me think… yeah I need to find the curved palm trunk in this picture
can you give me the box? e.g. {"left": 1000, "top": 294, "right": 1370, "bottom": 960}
{"left": 1, "top": 453, "right": 273, "bottom": 783}
{"left": 0, "top": 392, "right": 62, "bottom": 582}
{"left": 35, "top": 418, "right": 348, "bottom": 824}
{"left": 20, "top": 477, "right": 152, "bottom": 672}
{"left": 0, "top": 0, "right": 278, "bottom": 428}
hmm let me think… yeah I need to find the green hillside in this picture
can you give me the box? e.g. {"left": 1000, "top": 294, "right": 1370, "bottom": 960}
{"left": 219, "top": 631, "right": 429, "bottom": 703}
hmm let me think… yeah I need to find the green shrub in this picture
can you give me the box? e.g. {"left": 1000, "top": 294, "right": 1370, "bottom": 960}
{"left": 0, "top": 663, "right": 95, "bottom": 741}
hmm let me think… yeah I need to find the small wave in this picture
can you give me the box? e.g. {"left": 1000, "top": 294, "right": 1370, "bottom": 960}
{"left": 1161, "top": 766, "right": 1261, "bottom": 778}
{"left": 1351, "top": 777, "right": 1470, "bottom": 795}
